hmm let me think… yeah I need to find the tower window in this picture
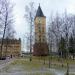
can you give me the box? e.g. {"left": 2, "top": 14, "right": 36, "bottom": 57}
{"left": 42, "top": 28, "right": 44, "bottom": 32}
{"left": 35, "top": 39, "right": 37, "bottom": 42}
{"left": 39, "top": 29, "right": 41, "bottom": 32}
{"left": 39, "top": 35, "right": 41, "bottom": 38}
{"left": 39, "top": 38, "right": 41, "bottom": 42}
{"left": 38, "top": 18, "right": 41, "bottom": 23}
{"left": 39, "top": 35, "right": 41, "bottom": 42}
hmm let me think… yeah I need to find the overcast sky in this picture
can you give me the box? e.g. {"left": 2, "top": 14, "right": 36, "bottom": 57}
{"left": 12, "top": 0, "right": 75, "bottom": 38}
{"left": 11, "top": 0, "right": 75, "bottom": 51}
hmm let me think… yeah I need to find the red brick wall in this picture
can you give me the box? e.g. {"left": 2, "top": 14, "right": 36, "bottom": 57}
{"left": 33, "top": 43, "right": 49, "bottom": 56}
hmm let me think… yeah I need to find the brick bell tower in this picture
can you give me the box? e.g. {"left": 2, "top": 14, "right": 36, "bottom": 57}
{"left": 33, "top": 4, "right": 48, "bottom": 56}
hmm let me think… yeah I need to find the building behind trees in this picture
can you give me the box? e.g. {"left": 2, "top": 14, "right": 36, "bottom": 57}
{"left": 0, "top": 38, "right": 21, "bottom": 58}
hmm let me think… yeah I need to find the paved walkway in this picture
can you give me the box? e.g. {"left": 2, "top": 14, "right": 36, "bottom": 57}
{"left": 0, "top": 59, "right": 65, "bottom": 75}
{"left": 0, "top": 58, "right": 15, "bottom": 70}
{"left": 0, "top": 58, "right": 75, "bottom": 75}
{"left": 0, "top": 68, "right": 68, "bottom": 75}
{"left": 0, "top": 68, "right": 65, "bottom": 75}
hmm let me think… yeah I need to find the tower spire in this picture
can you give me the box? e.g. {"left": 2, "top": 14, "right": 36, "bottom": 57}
{"left": 39, "top": 3, "right": 40, "bottom": 6}
{"left": 35, "top": 4, "right": 45, "bottom": 17}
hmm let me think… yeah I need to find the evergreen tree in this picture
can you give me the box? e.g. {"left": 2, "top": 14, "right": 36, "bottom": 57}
{"left": 59, "top": 37, "right": 66, "bottom": 58}
{"left": 69, "top": 35, "right": 75, "bottom": 59}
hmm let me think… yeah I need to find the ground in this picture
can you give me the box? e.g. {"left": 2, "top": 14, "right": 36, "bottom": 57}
{"left": 0, "top": 56, "right": 75, "bottom": 75}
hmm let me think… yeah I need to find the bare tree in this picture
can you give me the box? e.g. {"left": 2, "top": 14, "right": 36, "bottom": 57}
{"left": 48, "top": 9, "right": 75, "bottom": 74}
{"left": 47, "top": 13, "right": 54, "bottom": 68}
{"left": 0, "top": 0, "right": 15, "bottom": 59}
{"left": 62, "top": 11, "right": 72, "bottom": 75}
{"left": 62, "top": 11, "right": 72, "bottom": 58}
{"left": 72, "top": 16, "right": 75, "bottom": 38}
{"left": 48, "top": 27, "right": 53, "bottom": 68}
{"left": 24, "top": 33, "right": 30, "bottom": 53}
{"left": 48, "top": 13, "right": 63, "bottom": 55}
{"left": 24, "top": 2, "right": 36, "bottom": 61}
{"left": 0, "top": 0, "right": 5, "bottom": 37}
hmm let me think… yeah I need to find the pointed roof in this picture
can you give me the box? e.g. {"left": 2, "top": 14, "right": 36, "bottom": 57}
{"left": 35, "top": 4, "right": 45, "bottom": 17}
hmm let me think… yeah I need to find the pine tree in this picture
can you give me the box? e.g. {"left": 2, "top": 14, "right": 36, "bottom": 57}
{"left": 59, "top": 37, "right": 66, "bottom": 58}
{"left": 69, "top": 35, "right": 75, "bottom": 59}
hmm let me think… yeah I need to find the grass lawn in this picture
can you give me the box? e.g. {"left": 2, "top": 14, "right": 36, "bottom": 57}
{"left": 10, "top": 58, "right": 48, "bottom": 70}
{"left": 0, "top": 58, "right": 53, "bottom": 75}
{"left": 0, "top": 56, "right": 75, "bottom": 75}
{"left": 29, "top": 56, "right": 75, "bottom": 68}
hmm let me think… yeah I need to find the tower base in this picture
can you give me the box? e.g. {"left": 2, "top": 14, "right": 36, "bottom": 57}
{"left": 33, "top": 43, "right": 49, "bottom": 56}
